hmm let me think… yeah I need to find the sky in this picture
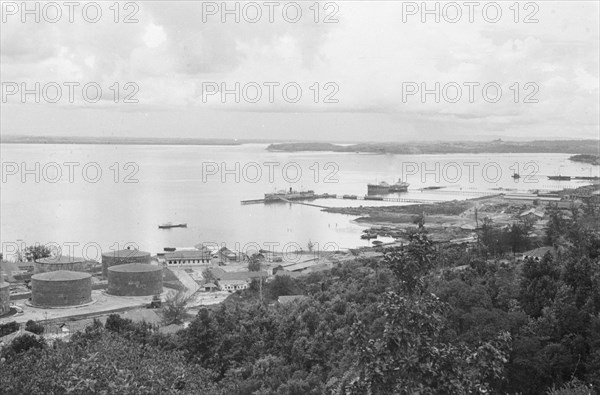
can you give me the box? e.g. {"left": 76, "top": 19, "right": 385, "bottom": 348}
{"left": 1, "top": 0, "right": 598, "bottom": 142}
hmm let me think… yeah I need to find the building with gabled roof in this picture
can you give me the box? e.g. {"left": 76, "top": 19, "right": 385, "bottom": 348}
{"left": 208, "top": 267, "right": 268, "bottom": 282}
{"left": 521, "top": 246, "right": 560, "bottom": 261}
{"left": 519, "top": 208, "right": 545, "bottom": 219}
{"left": 219, "top": 279, "right": 248, "bottom": 292}
{"left": 165, "top": 249, "right": 212, "bottom": 266}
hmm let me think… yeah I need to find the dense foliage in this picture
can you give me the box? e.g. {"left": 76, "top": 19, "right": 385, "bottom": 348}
{"left": 0, "top": 321, "right": 19, "bottom": 337}
{"left": 23, "top": 245, "right": 52, "bottom": 262}
{"left": 1, "top": 324, "right": 217, "bottom": 394}
{"left": 1, "top": 202, "right": 598, "bottom": 394}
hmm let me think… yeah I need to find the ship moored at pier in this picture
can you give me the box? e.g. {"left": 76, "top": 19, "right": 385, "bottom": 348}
{"left": 264, "top": 188, "right": 317, "bottom": 202}
{"left": 367, "top": 179, "right": 409, "bottom": 194}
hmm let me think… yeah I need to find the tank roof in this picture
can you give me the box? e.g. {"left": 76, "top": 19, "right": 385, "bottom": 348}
{"left": 102, "top": 249, "right": 150, "bottom": 258}
{"left": 32, "top": 270, "right": 91, "bottom": 281}
{"left": 108, "top": 263, "right": 162, "bottom": 273}
{"left": 36, "top": 256, "right": 87, "bottom": 264}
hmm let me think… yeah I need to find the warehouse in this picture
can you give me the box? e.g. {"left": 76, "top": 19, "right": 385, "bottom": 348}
{"left": 107, "top": 263, "right": 163, "bottom": 296}
{"left": 102, "top": 248, "right": 151, "bottom": 277}
{"left": 31, "top": 271, "right": 92, "bottom": 308}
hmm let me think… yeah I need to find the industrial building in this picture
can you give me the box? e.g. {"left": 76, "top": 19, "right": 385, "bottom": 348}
{"left": 102, "top": 248, "right": 151, "bottom": 277}
{"left": 0, "top": 281, "right": 10, "bottom": 316}
{"left": 31, "top": 271, "right": 92, "bottom": 308}
{"left": 164, "top": 248, "right": 212, "bottom": 266}
{"left": 34, "top": 256, "right": 91, "bottom": 274}
{"left": 107, "top": 263, "right": 163, "bottom": 296}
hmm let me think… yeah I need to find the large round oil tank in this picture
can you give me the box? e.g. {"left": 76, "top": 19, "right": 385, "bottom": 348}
{"left": 0, "top": 281, "right": 10, "bottom": 316}
{"left": 102, "top": 249, "right": 151, "bottom": 277}
{"left": 31, "top": 271, "right": 92, "bottom": 307}
{"left": 34, "top": 256, "right": 92, "bottom": 274}
{"left": 107, "top": 263, "right": 163, "bottom": 296}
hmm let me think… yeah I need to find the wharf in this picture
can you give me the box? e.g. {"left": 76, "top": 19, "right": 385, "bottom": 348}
{"left": 241, "top": 194, "right": 449, "bottom": 206}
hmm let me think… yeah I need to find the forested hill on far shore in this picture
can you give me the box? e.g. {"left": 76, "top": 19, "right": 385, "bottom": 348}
{"left": 267, "top": 139, "right": 600, "bottom": 155}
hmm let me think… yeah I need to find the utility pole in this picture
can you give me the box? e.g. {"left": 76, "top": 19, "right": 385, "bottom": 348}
{"left": 475, "top": 207, "right": 481, "bottom": 256}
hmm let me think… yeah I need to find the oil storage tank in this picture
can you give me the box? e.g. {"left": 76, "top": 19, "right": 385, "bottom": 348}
{"left": 0, "top": 281, "right": 10, "bottom": 316}
{"left": 102, "top": 249, "right": 151, "bottom": 277}
{"left": 31, "top": 271, "right": 92, "bottom": 307}
{"left": 107, "top": 263, "right": 163, "bottom": 296}
{"left": 34, "top": 256, "right": 91, "bottom": 274}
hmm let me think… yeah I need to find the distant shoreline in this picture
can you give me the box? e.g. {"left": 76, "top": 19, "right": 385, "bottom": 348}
{"left": 0, "top": 136, "right": 265, "bottom": 146}
{"left": 267, "top": 140, "right": 600, "bottom": 155}
{"left": 569, "top": 154, "right": 600, "bottom": 166}
{"left": 2, "top": 136, "right": 598, "bottom": 155}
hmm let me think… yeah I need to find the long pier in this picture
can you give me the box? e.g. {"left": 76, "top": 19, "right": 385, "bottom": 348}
{"left": 339, "top": 196, "right": 445, "bottom": 204}
{"left": 241, "top": 194, "right": 449, "bottom": 205}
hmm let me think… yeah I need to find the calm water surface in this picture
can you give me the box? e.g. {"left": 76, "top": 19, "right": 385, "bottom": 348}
{"left": 1, "top": 143, "right": 597, "bottom": 260}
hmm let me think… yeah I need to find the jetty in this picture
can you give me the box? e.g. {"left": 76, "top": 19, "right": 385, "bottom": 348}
{"left": 241, "top": 194, "right": 448, "bottom": 205}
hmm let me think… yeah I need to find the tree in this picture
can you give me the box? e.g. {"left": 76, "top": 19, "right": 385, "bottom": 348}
{"left": 0, "top": 321, "right": 20, "bottom": 337}
{"left": 0, "top": 330, "right": 218, "bottom": 394}
{"left": 383, "top": 231, "right": 434, "bottom": 295}
{"left": 6, "top": 334, "right": 46, "bottom": 355}
{"left": 25, "top": 320, "right": 44, "bottom": 335}
{"left": 23, "top": 245, "right": 51, "bottom": 262}
{"left": 105, "top": 313, "right": 134, "bottom": 333}
{"left": 267, "top": 274, "right": 298, "bottom": 299}
{"left": 479, "top": 217, "right": 510, "bottom": 257}
{"left": 345, "top": 291, "right": 510, "bottom": 394}
{"left": 546, "top": 205, "right": 568, "bottom": 246}
{"left": 162, "top": 292, "right": 189, "bottom": 325}
{"left": 519, "top": 254, "right": 561, "bottom": 317}
{"left": 202, "top": 268, "right": 217, "bottom": 284}
{"left": 248, "top": 254, "right": 262, "bottom": 272}
{"left": 508, "top": 222, "right": 531, "bottom": 254}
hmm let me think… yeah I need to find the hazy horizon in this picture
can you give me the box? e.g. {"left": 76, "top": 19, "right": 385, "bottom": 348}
{"left": 1, "top": 133, "right": 599, "bottom": 146}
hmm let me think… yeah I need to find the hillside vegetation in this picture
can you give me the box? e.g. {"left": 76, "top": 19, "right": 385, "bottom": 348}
{"left": 1, "top": 203, "right": 599, "bottom": 394}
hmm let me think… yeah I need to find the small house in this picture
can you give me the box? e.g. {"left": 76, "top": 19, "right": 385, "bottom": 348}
{"left": 219, "top": 279, "right": 248, "bottom": 292}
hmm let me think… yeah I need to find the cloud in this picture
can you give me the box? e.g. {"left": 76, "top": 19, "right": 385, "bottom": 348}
{"left": 0, "top": 1, "right": 598, "bottom": 141}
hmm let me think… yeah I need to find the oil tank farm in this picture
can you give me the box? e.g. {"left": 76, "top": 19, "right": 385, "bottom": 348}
{"left": 31, "top": 271, "right": 92, "bottom": 307}
{"left": 107, "top": 263, "right": 163, "bottom": 296}
{"left": 102, "top": 249, "right": 151, "bottom": 277}
{"left": 0, "top": 281, "right": 10, "bottom": 316}
{"left": 34, "top": 256, "right": 91, "bottom": 274}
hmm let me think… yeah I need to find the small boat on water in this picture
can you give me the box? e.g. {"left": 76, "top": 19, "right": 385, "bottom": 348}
{"left": 422, "top": 186, "right": 444, "bottom": 190}
{"left": 512, "top": 173, "right": 520, "bottom": 179}
{"left": 548, "top": 166, "right": 571, "bottom": 181}
{"left": 548, "top": 175, "right": 571, "bottom": 181}
{"left": 158, "top": 223, "right": 187, "bottom": 229}
{"left": 343, "top": 194, "right": 358, "bottom": 199}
